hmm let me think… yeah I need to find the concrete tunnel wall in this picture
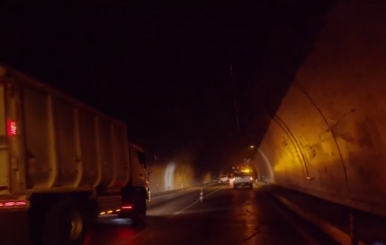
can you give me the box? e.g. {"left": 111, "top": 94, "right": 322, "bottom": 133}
{"left": 148, "top": 159, "right": 213, "bottom": 194}
{"left": 254, "top": 1, "right": 386, "bottom": 217}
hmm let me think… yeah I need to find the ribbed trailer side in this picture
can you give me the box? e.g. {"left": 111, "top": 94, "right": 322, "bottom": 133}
{"left": 2, "top": 66, "right": 131, "bottom": 194}
{"left": 0, "top": 81, "right": 9, "bottom": 196}
{"left": 0, "top": 66, "right": 149, "bottom": 245}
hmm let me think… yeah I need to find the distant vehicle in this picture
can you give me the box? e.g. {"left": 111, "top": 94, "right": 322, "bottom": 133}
{"left": 228, "top": 174, "right": 235, "bottom": 184}
{"left": 0, "top": 65, "right": 151, "bottom": 245}
{"left": 220, "top": 175, "right": 229, "bottom": 183}
{"left": 233, "top": 172, "right": 253, "bottom": 189}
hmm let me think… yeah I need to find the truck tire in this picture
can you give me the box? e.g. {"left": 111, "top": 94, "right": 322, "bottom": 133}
{"left": 41, "top": 200, "right": 88, "bottom": 245}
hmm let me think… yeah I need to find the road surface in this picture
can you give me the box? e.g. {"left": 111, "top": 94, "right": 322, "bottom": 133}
{"left": 85, "top": 184, "right": 338, "bottom": 245}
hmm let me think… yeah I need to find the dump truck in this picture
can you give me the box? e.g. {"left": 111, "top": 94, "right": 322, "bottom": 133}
{"left": 0, "top": 65, "right": 151, "bottom": 245}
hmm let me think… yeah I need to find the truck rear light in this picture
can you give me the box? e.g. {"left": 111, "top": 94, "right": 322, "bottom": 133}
{"left": 250, "top": 177, "right": 253, "bottom": 180}
{"left": 15, "top": 201, "right": 26, "bottom": 206}
{"left": 7, "top": 120, "right": 17, "bottom": 137}
{"left": 0, "top": 200, "right": 26, "bottom": 208}
{"left": 122, "top": 205, "right": 132, "bottom": 209}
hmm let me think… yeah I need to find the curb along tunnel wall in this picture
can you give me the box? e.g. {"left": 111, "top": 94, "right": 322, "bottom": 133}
{"left": 253, "top": 1, "right": 386, "bottom": 218}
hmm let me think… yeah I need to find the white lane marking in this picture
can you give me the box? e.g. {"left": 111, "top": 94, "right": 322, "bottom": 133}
{"left": 173, "top": 200, "right": 199, "bottom": 215}
{"left": 114, "top": 186, "right": 224, "bottom": 245}
{"left": 173, "top": 186, "right": 224, "bottom": 215}
{"left": 150, "top": 188, "right": 199, "bottom": 200}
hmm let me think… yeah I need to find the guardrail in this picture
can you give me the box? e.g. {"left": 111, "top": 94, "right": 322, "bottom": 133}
{"left": 264, "top": 184, "right": 367, "bottom": 245}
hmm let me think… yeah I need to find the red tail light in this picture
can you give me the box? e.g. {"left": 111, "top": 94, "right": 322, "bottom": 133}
{"left": 0, "top": 200, "right": 26, "bottom": 208}
{"left": 122, "top": 205, "right": 132, "bottom": 209}
{"left": 15, "top": 201, "right": 26, "bottom": 206}
{"left": 7, "top": 120, "right": 17, "bottom": 136}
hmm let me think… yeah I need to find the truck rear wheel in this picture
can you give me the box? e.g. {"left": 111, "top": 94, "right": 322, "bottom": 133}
{"left": 41, "top": 200, "right": 88, "bottom": 245}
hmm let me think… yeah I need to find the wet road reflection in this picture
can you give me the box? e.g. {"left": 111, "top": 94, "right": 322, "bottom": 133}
{"left": 86, "top": 185, "right": 327, "bottom": 245}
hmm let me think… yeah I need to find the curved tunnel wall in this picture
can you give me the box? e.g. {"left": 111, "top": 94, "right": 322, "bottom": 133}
{"left": 149, "top": 160, "right": 212, "bottom": 194}
{"left": 149, "top": 161, "right": 193, "bottom": 193}
{"left": 254, "top": 1, "right": 386, "bottom": 217}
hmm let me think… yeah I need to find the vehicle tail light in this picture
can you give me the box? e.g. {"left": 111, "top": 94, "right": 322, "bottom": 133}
{"left": 250, "top": 177, "right": 253, "bottom": 180}
{"left": 122, "top": 205, "right": 132, "bottom": 209}
{"left": 0, "top": 200, "right": 26, "bottom": 208}
{"left": 7, "top": 120, "right": 17, "bottom": 137}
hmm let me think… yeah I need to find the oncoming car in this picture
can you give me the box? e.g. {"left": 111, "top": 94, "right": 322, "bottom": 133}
{"left": 233, "top": 172, "right": 253, "bottom": 189}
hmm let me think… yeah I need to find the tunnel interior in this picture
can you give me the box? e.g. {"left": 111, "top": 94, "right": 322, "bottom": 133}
{"left": 252, "top": 1, "right": 386, "bottom": 218}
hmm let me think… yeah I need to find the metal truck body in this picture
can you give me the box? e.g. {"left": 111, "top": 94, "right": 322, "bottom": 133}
{"left": 0, "top": 65, "right": 149, "bottom": 245}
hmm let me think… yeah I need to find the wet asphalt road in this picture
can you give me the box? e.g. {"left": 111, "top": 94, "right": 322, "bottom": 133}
{"left": 84, "top": 184, "right": 330, "bottom": 245}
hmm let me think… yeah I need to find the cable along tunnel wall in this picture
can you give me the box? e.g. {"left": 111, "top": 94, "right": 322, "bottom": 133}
{"left": 254, "top": 0, "right": 386, "bottom": 218}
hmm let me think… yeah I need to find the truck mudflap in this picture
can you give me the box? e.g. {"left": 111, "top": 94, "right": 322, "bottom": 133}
{"left": 0, "top": 210, "right": 31, "bottom": 245}
{"left": 118, "top": 187, "right": 147, "bottom": 223}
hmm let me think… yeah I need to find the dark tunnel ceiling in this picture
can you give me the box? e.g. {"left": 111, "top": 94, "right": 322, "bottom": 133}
{"left": 0, "top": 1, "right": 334, "bottom": 168}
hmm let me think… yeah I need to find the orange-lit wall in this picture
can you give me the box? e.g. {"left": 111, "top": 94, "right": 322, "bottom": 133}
{"left": 149, "top": 160, "right": 193, "bottom": 193}
{"left": 148, "top": 159, "right": 211, "bottom": 194}
{"left": 255, "top": 1, "right": 386, "bottom": 217}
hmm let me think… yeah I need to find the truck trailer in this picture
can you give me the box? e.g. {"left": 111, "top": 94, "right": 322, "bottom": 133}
{"left": 0, "top": 65, "right": 150, "bottom": 245}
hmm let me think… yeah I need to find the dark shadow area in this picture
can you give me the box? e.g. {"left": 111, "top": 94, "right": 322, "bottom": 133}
{"left": 0, "top": 211, "right": 31, "bottom": 245}
{"left": 236, "top": 0, "right": 337, "bottom": 148}
{"left": 0, "top": 2, "right": 337, "bottom": 174}
{"left": 85, "top": 215, "right": 167, "bottom": 245}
